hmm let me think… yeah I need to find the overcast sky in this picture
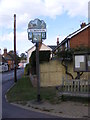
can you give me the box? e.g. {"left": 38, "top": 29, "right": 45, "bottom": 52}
{"left": 0, "top": 0, "right": 90, "bottom": 54}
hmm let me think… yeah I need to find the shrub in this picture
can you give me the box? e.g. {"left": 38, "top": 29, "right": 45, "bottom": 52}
{"left": 29, "top": 50, "right": 51, "bottom": 74}
{"left": 24, "top": 63, "right": 31, "bottom": 75}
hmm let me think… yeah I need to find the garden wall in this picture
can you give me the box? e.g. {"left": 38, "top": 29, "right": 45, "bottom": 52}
{"left": 40, "top": 60, "right": 89, "bottom": 87}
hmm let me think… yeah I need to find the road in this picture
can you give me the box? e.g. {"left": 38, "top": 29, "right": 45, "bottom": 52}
{"left": 2, "top": 69, "right": 60, "bottom": 119}
{"left": 2, "top": 69, "right": 24, "bottom": 84}
{"left": 1, "top": 69, "right": 86, "bottom": 120}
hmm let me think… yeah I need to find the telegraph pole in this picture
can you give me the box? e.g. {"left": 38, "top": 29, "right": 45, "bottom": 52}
{"left": 14, "top": 14, "right": 17, "bottom": 82}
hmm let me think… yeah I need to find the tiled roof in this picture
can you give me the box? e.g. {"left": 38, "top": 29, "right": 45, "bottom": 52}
{"left": 48, "top": 45, "right": 57, "bottom": 51}
{"left": 27, "top": 43, "right": 53, "bottom": 52}
{"left": 66, "top": 23, "right": 90, "bottom": 39}
{"left": 54, "top": 23, "right": 90, "bottom": 51}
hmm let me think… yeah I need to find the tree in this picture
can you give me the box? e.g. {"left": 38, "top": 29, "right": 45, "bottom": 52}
{"left": 56, "top": 46, "right": 90, "bottom": 79}
{"left": 20, "top": 53, "right": 27, "bottom": 60}
{"left": 8, "top": 50, "right": 21, "bottom": 66}
{"left": 29, "top": 50, "right": 51, "bottom": 75}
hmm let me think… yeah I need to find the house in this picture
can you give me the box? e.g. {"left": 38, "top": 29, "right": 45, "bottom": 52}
{"left": 26, "top": 43, "right": 56, "bottom": 63}
{"left": 48, "top": 45, "right": 57, "bottom": 52}
{"left": 3, "top": 48, "right": 15, "bottom": 70}
{"left": 0, "top": 49, "right": 8, "bottom": 72}
{"left": 0, "top": 54, "right": 8, "bottom": 72}
{"left": 54, "top": 22, "right": 90, "bottom": 52}
{"left": 18, "top": 60, "right": 27, "bottom": 68}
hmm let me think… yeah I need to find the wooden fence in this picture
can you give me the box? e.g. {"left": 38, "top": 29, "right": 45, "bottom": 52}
{"left": 62, "top": 79, "right": 90, "bottom": 93}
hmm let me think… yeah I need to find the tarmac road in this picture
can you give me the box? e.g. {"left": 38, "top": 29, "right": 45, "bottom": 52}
{"left": 2, "top": 69, "right": 24, "bottom": 84}
{"left": 1, "top": 69, "right": 88, "bottom": 120}
{"left": 2, "top": 69, "right": 60, "bottom": 119}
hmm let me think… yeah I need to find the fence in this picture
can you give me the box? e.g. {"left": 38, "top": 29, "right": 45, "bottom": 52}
{"left": 62, "top": 79, "right": 90, "bottom": 93}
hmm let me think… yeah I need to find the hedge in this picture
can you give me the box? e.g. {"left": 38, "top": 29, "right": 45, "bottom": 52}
{"left": 29, "top": 50, "right": 51, "bottom": 74}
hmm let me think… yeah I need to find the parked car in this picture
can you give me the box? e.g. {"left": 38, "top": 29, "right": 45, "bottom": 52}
{"left": 0, "top": 62, "right": 8, "bottom": 72}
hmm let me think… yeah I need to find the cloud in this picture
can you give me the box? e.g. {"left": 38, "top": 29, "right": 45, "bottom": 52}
{"left": 0, "top": 32, "right": 13, "bottom": 42}
{"left": 0, "top": 30, "right": 30, "bottom": 54}
{"left": 16, "top": 31, "right": 28, "bottom": 41}
{"left": 0, "top": 0, "right": 89, "bottom": 29}
{"left": 0, "top": 0, "right": 45, "bottom": 29}
{"left": 0, "top": 0, "right": 89, "bottom": 53}
{"left": 44, "top": 34, "right": 66, "bottom": 45}
{"left": 0, "top": 30, "right": 28, "bottom": 42}
{"left": 64, "top": 0, "right": 89, "bottom": 17}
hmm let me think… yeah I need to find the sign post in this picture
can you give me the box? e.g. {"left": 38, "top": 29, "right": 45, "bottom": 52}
{"left": 27, "top": 18, "right": 46, "bottom": 102}
{"left": 36, "top": 42, "right": 40, "bottom": 101}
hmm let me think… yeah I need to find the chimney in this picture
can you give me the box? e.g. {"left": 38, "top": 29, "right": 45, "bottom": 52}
{"left": 57, "top": 37, "right": 59, "bottom": 46}
{"left": 80, "top": 22, "right": 86, "bottom": 28}
{"left": 4, "top": 48, "right": 7, "bottom": 56}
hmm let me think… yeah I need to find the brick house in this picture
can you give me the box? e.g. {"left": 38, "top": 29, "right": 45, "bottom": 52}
{"left": 0, "top": 54, "right": 8, "bottom": 72}
{"left": 3, "top": 48, "right": 15, "bottom": 70}
{"left": 54, "top": 22, "right": 90, "bottom": 52}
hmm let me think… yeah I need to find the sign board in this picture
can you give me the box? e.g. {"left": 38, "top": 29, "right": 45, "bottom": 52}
{"left": 74, "top": 53, "right": 90, "bottom": 72}
{"left": 27, "top": 18, "right": 46, "bottom": 43}
{"left": 87, "top": 55, "right": 90, "bottom": 71}
{"left": 27, "top": 29, "right": 46, "bottom": 33}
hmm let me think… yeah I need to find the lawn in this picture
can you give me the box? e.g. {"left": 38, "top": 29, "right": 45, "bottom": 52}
{"left": 7, "top": 76, "right": 89, "bottom": 104}
{"left": 6, "top": 76, "right": 57, "bottom": 103}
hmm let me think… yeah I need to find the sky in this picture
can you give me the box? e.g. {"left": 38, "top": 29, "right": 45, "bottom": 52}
{"left": 0, "top": 0, "right": 90, "bottom": 55}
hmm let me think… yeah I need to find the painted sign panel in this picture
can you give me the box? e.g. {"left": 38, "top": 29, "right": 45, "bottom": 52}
{"left": 28, "top": 18, "right": 46, "bottom": 42}
{"left": 28, "top": 19, "right": 46, "bottom": 29}
{"left": 28, "top": 32, "right": 32, "bottom": 40}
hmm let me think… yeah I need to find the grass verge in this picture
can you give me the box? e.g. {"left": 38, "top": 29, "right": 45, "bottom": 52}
{"left": 6, "top": 75, "right": 56, "bottom": 103}
{"left": 6, "top": 75, "right": 89, "bottom": 104}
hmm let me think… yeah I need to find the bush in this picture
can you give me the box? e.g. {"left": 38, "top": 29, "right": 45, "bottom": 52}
{"left": 29, "top": 50, "right": 51, "bottom": 74}
{"left": 24, "top": 63, "right": 31, "bottom": 75}
{"left": 57, "top": 46, "right": 90, "bottom": 62}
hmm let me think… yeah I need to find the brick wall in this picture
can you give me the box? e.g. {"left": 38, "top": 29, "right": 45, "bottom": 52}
{"left": 70, "top": 27, "right": 89, "bottom": 48}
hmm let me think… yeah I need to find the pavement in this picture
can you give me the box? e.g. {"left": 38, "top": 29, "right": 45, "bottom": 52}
{"left": 11, "top": 99, "right": 89, "bottom": 119}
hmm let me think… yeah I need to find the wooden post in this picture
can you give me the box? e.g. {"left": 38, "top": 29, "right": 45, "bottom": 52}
{"left": 36, "top": 42, "right": 41, "bottom": 102}
{"left": 14, "top": 14, "right": 17, "bottom": 82}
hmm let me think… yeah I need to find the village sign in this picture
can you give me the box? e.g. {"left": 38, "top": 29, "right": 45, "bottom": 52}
{"left": 27, "top": 18, "right": 46, "bottom": 43}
